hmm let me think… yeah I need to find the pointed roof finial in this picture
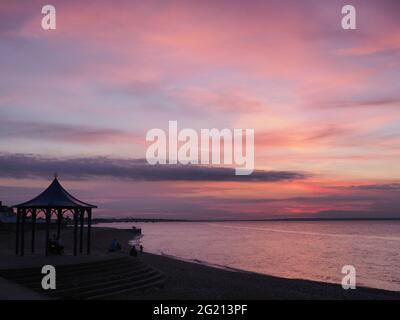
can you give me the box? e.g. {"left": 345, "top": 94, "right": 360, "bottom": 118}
{"left": 54, "top": 172, "right": 58, "bottom": 179}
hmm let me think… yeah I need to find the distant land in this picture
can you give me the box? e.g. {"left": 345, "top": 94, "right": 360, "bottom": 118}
{"left": 92, "top": 217, "right": 400, "bottom": 224}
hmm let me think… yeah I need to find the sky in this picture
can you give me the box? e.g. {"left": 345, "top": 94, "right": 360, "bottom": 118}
{"left": 1, "top": 0, "right": 400, "bottom": 219}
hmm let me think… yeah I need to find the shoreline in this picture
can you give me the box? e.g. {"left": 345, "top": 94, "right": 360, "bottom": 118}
{"left": 1, "top": 226, "right": 400, "bottom": 299}
{"left": 153, "top": 251, "right": 400, "bottom": 293}
{"left": 153, "top": 251, "right": 248, "bottom": 273}
{"left": 127, "top": 252, "right": 400, "bottom": 300}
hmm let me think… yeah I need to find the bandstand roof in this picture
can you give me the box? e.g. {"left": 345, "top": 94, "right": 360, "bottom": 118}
{"left": 12, "top": 177, "right": 97, "bottom": 209}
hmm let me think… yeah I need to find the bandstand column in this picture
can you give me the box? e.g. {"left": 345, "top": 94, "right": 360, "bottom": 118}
{"left": 73, "top": 209, "right": 78, "bottom": 256}
{"left": 20, "top": 208, "right": 26, "bottom": 256}
{"left": 15, "top": 208, "right": 21, "bottom": 255}
{"left": 87, "top": 208, "right": 92, "bottom": 255}
{"left": 45, "top": 208, "right": 51, "bottom": 256}
{"left": 79, "top": 208, "right": 84, "bottom": 254}
{"left": 57, "top": 208, "right": 62, "bottom": 239}
{"left": 31, "top": 208, "right": 37, "bottom": 254}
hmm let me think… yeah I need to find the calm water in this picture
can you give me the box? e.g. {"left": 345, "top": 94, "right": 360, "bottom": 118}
{"left": 98, "top": 221, "right": 400, "bottom": 291}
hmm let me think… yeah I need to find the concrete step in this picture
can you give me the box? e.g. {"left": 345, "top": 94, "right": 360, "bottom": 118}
{"left": 24, "top": 264, "right": 151, "bottom": 289}
{"left": 15, "top": 260, "right": 147, "bottom": 285}
{"left": 1, "top": 258, "right": 145, "bottom": 283}
{"left": 87, "top": 276, "right": 167, "bottom": 300}
{"left": 0, "top": 257, "right": 130, "bottom": 279}
{"left": 0, "top": 257, "right": 166, "bottom": 300}
{"left": 74, "top": 273, "right": 167, "bottom": 300}
{"left": 52, "top": 269, "right": 159, "bottom": 298}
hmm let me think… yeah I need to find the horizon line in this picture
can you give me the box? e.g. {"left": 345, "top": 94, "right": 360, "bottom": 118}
{"left": 93, "top": 217, "right": 400, "bottom": 223}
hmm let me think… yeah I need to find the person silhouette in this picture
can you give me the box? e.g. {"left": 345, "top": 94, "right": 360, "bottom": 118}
{"left": 109, "top": 238, "right": 117, "bottom": 252}
{"left": 130, "top": 246, "right": 138, "bottom": 257}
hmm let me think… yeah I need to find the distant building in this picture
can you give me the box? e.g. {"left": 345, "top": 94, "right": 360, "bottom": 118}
{"left": 0, "top": 201, "right": 16, "bottom": 223}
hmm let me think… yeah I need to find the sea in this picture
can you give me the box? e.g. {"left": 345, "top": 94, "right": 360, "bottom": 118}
{"left": 97, "top": 220, "right": 400, "bottom": 291}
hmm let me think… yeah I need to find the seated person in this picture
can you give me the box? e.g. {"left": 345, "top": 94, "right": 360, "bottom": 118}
{"left": 109, "top": 238, "right": 120, "bottom": 252}
{"left": 56, "top": 237, "right": 64, "bottom": 254}
{"left": 48, "top": 234, "right": 64, "bottom": 255}
{"left": 115, "top": 242, "right": 122, "bottom": 252}
{"left": 129, "top": 246, "right": 138, "bottom": 257}
{"left": 48, "top": 234, "right": 57, "bottom": 254}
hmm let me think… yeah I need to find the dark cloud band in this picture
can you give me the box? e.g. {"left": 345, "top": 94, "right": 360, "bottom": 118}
{"left": 0, "top": 153, "right": 307, "bottom": 182}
